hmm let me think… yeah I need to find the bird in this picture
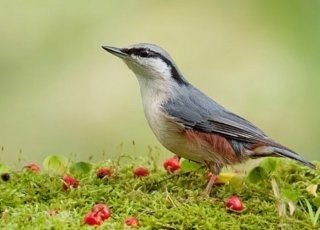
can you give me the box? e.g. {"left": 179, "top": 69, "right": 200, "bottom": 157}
{"left": 102, "top": 43, "right": 315, "bottom": 195}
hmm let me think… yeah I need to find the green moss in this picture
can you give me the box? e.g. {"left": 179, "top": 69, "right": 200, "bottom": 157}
{"left": 0, "top": 157, "right": 319, "bottom": 229}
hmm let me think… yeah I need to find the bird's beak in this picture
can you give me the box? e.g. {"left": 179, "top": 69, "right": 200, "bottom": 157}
{"left": 102, "top": 46, "right": 128, "bottom": 58}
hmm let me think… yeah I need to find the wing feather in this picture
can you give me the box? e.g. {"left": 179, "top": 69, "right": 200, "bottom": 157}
{"left": 162, "top": 85, "right": 315, "bottom": 169}
{"left": 163, "top": 86, "right": 269, "bottom": 145}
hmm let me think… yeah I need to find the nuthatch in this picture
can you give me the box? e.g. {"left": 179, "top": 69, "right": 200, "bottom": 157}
{"left": 102, "top": 43, "right": 315, "bottom": 195}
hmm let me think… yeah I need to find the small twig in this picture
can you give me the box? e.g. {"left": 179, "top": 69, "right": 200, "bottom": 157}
{"left": 288, "top": 201, "right": 295, "bottom": 216}
{"left": 165, "top": 187, "right": 177, "bottom": 208}
{"left": 137, "top": 210, "right": 155, "bottom": 217}
{"left": 271, "top": 176, "right": 285, "bottom": 217}
{"left": 209, "top": 197, "right": 225, "bottom": 203}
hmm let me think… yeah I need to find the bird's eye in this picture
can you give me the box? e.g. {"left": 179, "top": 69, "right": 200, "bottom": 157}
{"left": 139, "top": 50, "right": 150, "bottom": 58}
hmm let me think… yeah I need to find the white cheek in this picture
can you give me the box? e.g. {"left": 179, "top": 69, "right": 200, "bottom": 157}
{"left": 145, "top": 58, "right": 171, "bottom": 77}
{"left": 125, "top": 57, "right": 171, "bottom": 81}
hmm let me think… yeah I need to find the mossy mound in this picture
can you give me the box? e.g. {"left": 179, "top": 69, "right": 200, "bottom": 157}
{"left": 0, "top": 156, "right": 319, "bottom": 229}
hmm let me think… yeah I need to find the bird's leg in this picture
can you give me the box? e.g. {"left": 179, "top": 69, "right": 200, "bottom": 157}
{"left": 205, "top": 174, "right": 217, "bottom": 195}
{"left": 204, "top": 162, "right": 223, "bottom": 196}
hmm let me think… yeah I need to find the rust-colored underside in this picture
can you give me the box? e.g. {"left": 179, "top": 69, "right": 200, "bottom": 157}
{"left": 184, "top": 129, "right": 241, "bottom": 164}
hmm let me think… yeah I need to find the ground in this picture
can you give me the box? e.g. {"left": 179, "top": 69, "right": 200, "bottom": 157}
{"left": 0, "top": 154, "right": 319, "bottom": 229}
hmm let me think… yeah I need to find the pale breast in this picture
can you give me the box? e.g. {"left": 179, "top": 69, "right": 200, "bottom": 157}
{"left": 142, "top": 98, "right": 238, "bottom": 165}
{"left": 142, "top": 99, "right": 214, "bottom": 163}
{"left": 137, "top": 75, "right": 226, "bottom": 164}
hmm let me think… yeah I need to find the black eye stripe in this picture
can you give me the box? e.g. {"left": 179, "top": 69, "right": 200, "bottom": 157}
{"left": 122, "top": 48, "right": 157, "bottom": 58}
{"left": 122, "top": 47, "right": 189, "bottom": 86}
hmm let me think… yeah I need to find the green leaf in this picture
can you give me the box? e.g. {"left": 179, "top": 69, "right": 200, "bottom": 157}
{"left": 260, "top": 158, "right": 277, "bottom": 174}
{"left": 43, "top": 155, "right": 68, "bottom": 176}
{"left": 248, "top": 166, "right": 268, "bottom": 183}
{"left": 228, "top": 174, "right": 244, "bottom": 193}
{"left": 180, "top": 159, "right": 202, "bottom": 172}
{"left": 312, "top": 197, "right": 320, "bottom": 207}
{"left": 69, "top": 161, "right": 92, "bottom": 176}
{"left": 314, "top": 206, "right": 320, "bottom": 228}
{"left": 305, "top": 199, "right": 316, "bottom": 226}
{"left": 281, "top": 189, "right": 299, "bottom": 204}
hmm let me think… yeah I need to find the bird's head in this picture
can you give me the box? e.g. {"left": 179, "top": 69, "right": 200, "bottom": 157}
{"left": 102, "top": 43, "right": 188, "bottom": 86}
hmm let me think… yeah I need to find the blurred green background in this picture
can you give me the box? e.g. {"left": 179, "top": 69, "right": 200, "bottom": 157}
{"left": 1, "top": 0, "right": 319, "bottom": 166}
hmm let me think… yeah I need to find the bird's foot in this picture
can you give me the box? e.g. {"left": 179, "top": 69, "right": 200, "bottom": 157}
{"left": 205, "top": 171, "right": 217, "bottom": 195}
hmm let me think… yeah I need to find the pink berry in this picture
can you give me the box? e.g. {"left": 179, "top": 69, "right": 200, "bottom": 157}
{"left": 84, "top": 212, "right": 103, "bottom": 225}
{"left": 62, "top": 175, "right": 79, "bottom": 191}
{"left": 125, "top": 217, "right": 140, "bottom": 227}
{"left": 226, "top": 196, "right": 243, "bottom": 211}
{"left": 163, "top": 156, "right": 180, "bottom": 173}
{"left": 24, "top": 163, "right": 41, "bottom": 173}
{"left": 96, "top": 168, "right": 111, "bottom": 179}
{"left": 134, "top": 167, "right": 150, "bottom": 177}
{"left": 92, "top": 204, "right": 111, "bottom": 221}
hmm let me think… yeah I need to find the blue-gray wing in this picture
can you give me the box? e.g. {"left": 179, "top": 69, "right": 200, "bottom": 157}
{"left": 163, "top": 86, "right": 270, "bottom": 144}
{"left": 162, "top": 86, "right": 317, "bottom": 169}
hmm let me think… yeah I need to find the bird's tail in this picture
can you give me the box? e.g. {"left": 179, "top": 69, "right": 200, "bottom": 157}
{"left": 273, "top": 147, "right": 316, "bottom": 170}
{"left": 249, "top": 144, "right": 316, "bottom": 170}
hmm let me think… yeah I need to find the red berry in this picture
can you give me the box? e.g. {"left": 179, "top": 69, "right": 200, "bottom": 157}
{"left": 92, "top": 204, "right": 111, "bottom": 221}
{"left": 125, "top": 217, "right": 140, "bottom": 227}
{"left": 226, "top": 196, "right": 243, "bottom": 211}
{"left": 24, "top": 163, "right": 41, "bottom": 173}
{"left": 134, "top": 167, "right": 150, "bottom": 177}
{"left": 62, "top": 175, "right": 79, "bottom": 191}
{"left": 163, "top": 156, "right": 180, "bottom": 173}
{"left": 84, "top": 212, "right": 103, "bottom": 225}
{"left": 96, "top": 168, "right": 111, "bottom": 179}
